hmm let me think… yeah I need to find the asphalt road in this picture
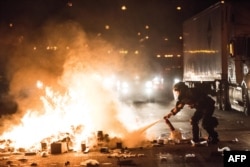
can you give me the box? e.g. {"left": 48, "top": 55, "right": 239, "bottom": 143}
{"left": 0, "top": 100, "right": 250, "bottom": 167}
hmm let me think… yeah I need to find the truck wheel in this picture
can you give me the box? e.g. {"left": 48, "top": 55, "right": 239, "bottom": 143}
{"left": 217, "top": 92, "right": 226, "bottom": 110}
{"left": 219, "top": 93, "right": 227, "bottom": 111}
{"left": 242, "top": 88, "right": 249, "bottom": 116}
{"left": 219, "top": 83, "right": 230, "bottom": 111}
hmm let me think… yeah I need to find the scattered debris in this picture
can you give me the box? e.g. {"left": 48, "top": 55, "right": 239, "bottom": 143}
{"left": 25, "top": 152, "right": 37, "bottom": 156}
{"left": 51, "top": 142, "right": 68, "bottom": 154}
{"left": 107, "top": 149, "right": 145, "bottom": 159}
{"left": 218, "top": 146, "right": 230, "bottom": 152}
{"left": 12, "top": 152, "right": 23, "bottom": 155}
{"left": 191, "top": 140, "right": 208, "bottom": 147}
{"left": 40, "top": 151, "right": 49, "bottom": 157}
{"left": 80, "top": 159, "right": 99, "bottom": 166}
{"left": 100, "top": 147, "right": 109, "bottom": 153}
{"left": 156, "top": 133, "right": 169, "bottom": 144}
{"left": 137, "top": 153, "right": 145, "bottom": 157}
{"left": 18, "top": 157, "right": 28, "bottom": 162}
{"left": 165, "top": 118, "right": 182, "bottom": 143}
{"left": 159, "top": 152, "right": 168, "bottom": 161}
{"left": 185, "top": 153, "right": 197, "bottom": 162}
{"left": 6, "top": 160, "right": 13, "bottom": 165}
{"left": 0, "top": 152, "right": 12, "bottom": 157}
{"left": 65, "top": 161, "right": 70, "bottom": 166}
{"left": 232, "top": 138, "right": 239, "bottom": 143}
{"left": 30, "top": 162, "right": 38, "bottom": 166}
{"left": 0, "top": 156, "right": 9, "bottom": 160}
{"left": 83, "top": 147, "right": 90, "bottom": 154}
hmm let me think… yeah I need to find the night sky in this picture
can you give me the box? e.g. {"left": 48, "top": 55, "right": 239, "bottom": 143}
{"left": 0, "top": 0, "right": 219, "bottom": 50}
{"left": 0, "top": 0, "right": 221, "bottom": 115}
{"left": 0, "top": 0, "right": 221, "bottom": 79}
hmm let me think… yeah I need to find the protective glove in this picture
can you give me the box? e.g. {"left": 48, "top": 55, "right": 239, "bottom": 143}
{"left": 163, "top": 112, "right": 173, "bottom": 119}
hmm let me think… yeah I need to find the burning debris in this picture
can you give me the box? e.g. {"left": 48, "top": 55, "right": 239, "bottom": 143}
{"left": 0, "top": 21, "right": 160, "bottom": 157}
{"left": 0, "top": 77, "right": 155, "bottom": 152}
{"left": 0, "top": 74, "right": 157, "bottom": 153}
{"left": 0, "top": 125, "right": 155, "bottom": 156}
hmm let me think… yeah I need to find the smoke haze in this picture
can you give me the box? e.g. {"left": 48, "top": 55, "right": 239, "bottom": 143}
{"left": 0, "top": 20, "right": 159, "bottom": 149}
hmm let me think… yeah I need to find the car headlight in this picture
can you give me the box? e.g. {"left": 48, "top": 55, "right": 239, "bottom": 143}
{"left": 121, "top": 82, "right": 129, "bottom": 94}
{"left": 145, "top": 81, "right": 153, "bottom": 94}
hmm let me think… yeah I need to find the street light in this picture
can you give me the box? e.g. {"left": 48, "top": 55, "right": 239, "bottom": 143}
{"left": 121, "top": 5, "right": 127, "bottom": 11}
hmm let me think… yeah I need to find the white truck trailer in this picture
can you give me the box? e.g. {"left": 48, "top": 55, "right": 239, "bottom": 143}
{"left": 183, "top": 0, "right": 250, "bottom": 115}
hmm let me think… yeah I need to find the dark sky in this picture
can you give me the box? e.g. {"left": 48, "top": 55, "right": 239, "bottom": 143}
{"left": 0, "top": 1, "right": 219, "bottom": 24}
{"left": 0, "top": 0, "right": 219, "bottom": 49}
{"left": 0, "top": 0, "right": 220, "bottom": 78}
{"left": 0, "top": 0, "right": 219, "bottom": 114}
{"left": 0, "top": 0, "right": 220, "bottom": 79}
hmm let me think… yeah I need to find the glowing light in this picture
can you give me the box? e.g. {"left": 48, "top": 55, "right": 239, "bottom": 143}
{"left": 145, "top": 81, "right": 152, "bottom": 88}
{"left": 185, "top": 50, "right": 218, "bottom": 54}
{"left": 164, "top": 54, "right": 173, "bottom": 58}
{"left": 67, "top": 1, "right": 73, "bottom": 7}
{"left": 121, "top": 5, "right": 127, "bottom": 11}
{"left": 119, "top": 49, "right": 128, "bottom": 54}
{"left": 105, "top": 25, "right": 110, "bottom": 30}
{"left": 174, "top": 78, "right": 181, "bottom": 84}
{"left": 36, "top": 80, "right": 43, "bottom": 89}
{"left": 176, "top": 6, "right": 181, "bottom": 10}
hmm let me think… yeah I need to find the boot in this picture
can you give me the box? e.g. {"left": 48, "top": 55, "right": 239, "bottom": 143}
{"left": 207, "top": 136, "right": 219, "bottom": 144}
{"left": 207, "top": 131, "right": 219, "bottom": 144}
{"left": 192, "top": 124, "right": 200, "bottom": 143}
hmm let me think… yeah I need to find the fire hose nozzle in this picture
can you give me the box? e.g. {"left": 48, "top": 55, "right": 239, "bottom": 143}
{"left": 164, "top": 117, "right": 175, "bottom": 131}
{"left": 163, "top": 113, "right": 172, "bottom": 120}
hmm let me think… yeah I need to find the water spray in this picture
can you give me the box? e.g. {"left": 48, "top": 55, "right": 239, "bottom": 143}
{"left": 122, "top": 119, "right": 162, "bottom": 148}
{"left": 139, "top": 119, "right": 162, "bottom": 133}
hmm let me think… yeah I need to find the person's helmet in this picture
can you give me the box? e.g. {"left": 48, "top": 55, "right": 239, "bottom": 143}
{"left": 173, "top": 82, "right": 188, "bottom": 100}
{"left": 173, "top": 82, "right": 188, "bottom": 92}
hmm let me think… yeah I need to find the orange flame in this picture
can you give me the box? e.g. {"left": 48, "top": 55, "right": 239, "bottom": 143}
{"left": 0, "top": 73, "right": 144, "bottom": 151}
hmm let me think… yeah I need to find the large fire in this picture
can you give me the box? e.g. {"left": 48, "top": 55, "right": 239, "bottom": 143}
{"left": 0, "top": 74, "right": 148, "bottom": 152}
{"left": 0, "top": 22, "right": 156, "bottom": 153}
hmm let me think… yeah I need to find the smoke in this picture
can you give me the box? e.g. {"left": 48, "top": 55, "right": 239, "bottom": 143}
{"left": 0, "top": 20, "right": 159, "bottom": 149}
{"left": 122, "top": 119, "right": 161, "bottom": 148}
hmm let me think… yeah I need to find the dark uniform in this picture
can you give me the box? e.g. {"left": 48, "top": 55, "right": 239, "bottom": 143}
{"left": 164, "top": 82, "right": 219, "bottom": 144}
